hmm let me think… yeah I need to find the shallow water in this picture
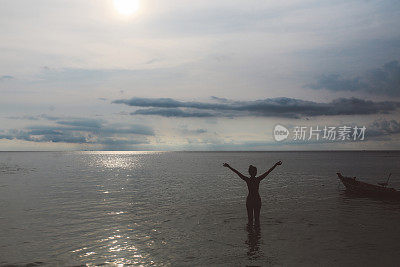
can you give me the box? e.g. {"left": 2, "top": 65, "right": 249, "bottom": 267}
{"left": 1, "top": 151, "right": 400, "bottom": 266}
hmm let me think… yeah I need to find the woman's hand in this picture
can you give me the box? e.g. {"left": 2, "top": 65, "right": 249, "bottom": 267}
{"left": 223, "top": 163, "right": 230, "bottom": 168}
{"left": 275, "top": 161, "right": 282, "bottom": 166}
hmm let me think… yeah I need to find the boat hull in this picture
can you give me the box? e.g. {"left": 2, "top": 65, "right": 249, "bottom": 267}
{"left": 337, "top": 173, "right": 400, "bottom": 199}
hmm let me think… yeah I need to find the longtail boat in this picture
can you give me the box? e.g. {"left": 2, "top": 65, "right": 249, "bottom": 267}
{"left": 337, "top": 172, "right": 400, "bottom": 199}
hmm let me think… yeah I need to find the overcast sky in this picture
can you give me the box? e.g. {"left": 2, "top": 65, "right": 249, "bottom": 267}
{"left": 1, "top": 0, "right": 399, "bottom": 150}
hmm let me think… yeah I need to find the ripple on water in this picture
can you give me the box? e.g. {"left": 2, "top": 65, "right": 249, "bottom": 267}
{"left": 0, "top": 163, "right": 33, "bottom": 175}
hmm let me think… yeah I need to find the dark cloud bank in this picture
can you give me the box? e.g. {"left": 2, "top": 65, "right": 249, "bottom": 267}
{"left": 307, "top": 60, "right": 400, "bottom": 96}
{"left": 113, "top": 96, "right": 400, "bottom": 118}
{"left": 2, "top": 96, "right": 399, "bottom": 147}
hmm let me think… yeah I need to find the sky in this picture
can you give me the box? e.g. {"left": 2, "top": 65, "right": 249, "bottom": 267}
{"left": 0, "top": 0, "right": 399, "bottom": 151}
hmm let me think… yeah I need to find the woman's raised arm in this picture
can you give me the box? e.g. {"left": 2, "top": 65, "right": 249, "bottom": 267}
{"left": 257, "top": 161, "right": 282, "bottom": 181}
{"left": 223, "top": 163, "right": 248, "bottom": 181}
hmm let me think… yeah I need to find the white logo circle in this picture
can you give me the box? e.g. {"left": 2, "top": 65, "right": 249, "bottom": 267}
{"left": 273, "top": 124, "right": 289, "bottom": 141}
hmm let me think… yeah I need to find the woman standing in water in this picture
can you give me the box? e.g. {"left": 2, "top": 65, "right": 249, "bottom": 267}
{"left": 223, "top": 161, "right": 282, "bottom": 226}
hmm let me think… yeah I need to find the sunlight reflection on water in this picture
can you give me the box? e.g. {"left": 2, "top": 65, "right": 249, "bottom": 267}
{"left": 83, "top": 151, "right": 164, "bottom": 170}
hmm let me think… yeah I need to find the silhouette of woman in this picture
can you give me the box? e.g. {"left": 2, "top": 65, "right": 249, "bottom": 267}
{"left": 223, "top": 161, "right": 282, "bottom": 226}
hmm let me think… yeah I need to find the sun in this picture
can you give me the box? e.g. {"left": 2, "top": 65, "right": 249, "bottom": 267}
{"left": 113, "top": 0, "right": 140, "bottom": 16}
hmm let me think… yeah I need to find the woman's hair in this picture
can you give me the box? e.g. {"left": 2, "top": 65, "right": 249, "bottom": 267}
{"left": 248, "top": 165, "right": 257, "bottom": 177}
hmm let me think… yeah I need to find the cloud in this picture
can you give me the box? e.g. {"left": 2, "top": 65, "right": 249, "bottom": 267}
{"left": 5, "top": 115, "right": 155, "bottom": 136}
{"left": 210, "top": 96, "right": 231, "bottom": 103}
{"left": 307, "top": 74, "right": 366, "bottom": 92}
{"left": 0, "top": 133, "right": 13, "bottom": 140}
{"left": 190, "top": 129, "right": 207, "bottom": 134}
{"left": 57, "top": 118, "right": 103, "bottom": 129}
{"left": 0, "top": 117, "right": 154, "bottom": 146}
{"left": 307, "top": 60, "right": 400, "bottom": 96}
{"left": 98, "top": 138, "right": 149, "bottom": 146}
{"left": 5, "top": 115, "right": 40, "bottom": 121}
{"left": 8, "top": 129, "right": 89, "bottom": 144}
{"left": 366, "top": 61, "right": 400, "bottom": 96}
{"left": 132, "top": 108, "right": 216, "bottom": 118}
{"left": 0, "top": 75, "right": 13, "bottom": 81}
{"left": 368, "top": 119, "right": 400, "bottom": 137}
{"left": 179, "top": 126, "right": 208, "bottom": 135}
{"left": 100, "top": 124, "right": 154, "bottom": 135}
{"left": 113, "top": 97, "right": 400, "bottom": 118}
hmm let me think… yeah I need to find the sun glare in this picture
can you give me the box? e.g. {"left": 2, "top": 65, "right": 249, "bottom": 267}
{"left": 113, "top": 0, "right": 140, "bottom": 16}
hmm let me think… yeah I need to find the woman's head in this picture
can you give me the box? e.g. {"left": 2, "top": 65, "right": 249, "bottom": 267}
{"left": 248, "top": 165, "right": 257, "bottom": 177}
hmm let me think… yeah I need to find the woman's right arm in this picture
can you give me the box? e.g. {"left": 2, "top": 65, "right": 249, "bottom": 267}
{"left": 223, "top": 163, "right": 248, "bottom": 181}
{"left": 257, "top": 161, "right": 282, "bottom": 181}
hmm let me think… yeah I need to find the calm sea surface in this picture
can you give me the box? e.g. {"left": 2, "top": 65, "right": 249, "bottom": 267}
{"left": 1, "top": 151, "right": 400, "bottom": 266}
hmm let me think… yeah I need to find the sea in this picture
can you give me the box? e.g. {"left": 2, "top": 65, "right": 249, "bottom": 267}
{"left": 1, "top": 151, "right": 400, "bottom": 266}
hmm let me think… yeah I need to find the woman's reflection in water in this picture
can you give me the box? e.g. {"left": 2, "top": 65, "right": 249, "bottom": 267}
{"left": 245, "top": 225, "right": 262, "bottom": 259}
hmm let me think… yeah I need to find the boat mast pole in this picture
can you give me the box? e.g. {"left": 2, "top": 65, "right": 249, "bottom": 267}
{"left": 386, "top": 173, "right": 392, "bottom": 185}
